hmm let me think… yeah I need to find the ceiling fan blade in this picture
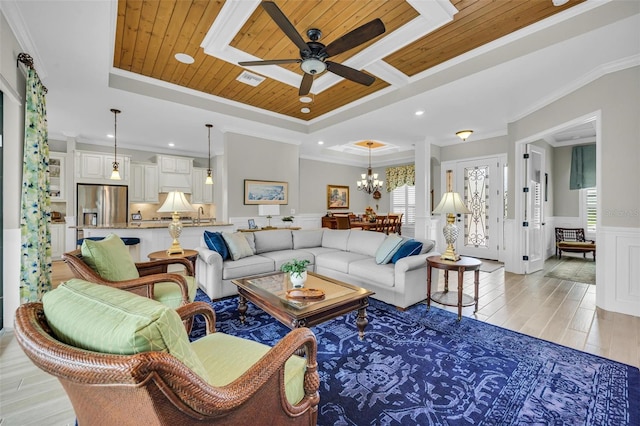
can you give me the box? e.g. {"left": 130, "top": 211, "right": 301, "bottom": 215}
{"left": 321, "top": 19, "right": 385, "bottom": 58}
{"left": 261, "top": 1, "right": 309, "bottom": 53}
{"left": 299, "top": 73, "right": 313, "bottom": 96}
{"left": 239, "top": 59, "right": 301, "bottom": 66}
{"left": 326, "top": 61, "right": 375, "bottom": 86}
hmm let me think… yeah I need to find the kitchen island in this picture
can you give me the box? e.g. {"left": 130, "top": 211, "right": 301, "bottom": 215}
{"left": 78, "top": 221, "right": 234, "bottom": 261}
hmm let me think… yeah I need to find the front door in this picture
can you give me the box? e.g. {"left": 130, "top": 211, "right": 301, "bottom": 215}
{"left": 442, "top": 156, "right": 505, "bottom": 260}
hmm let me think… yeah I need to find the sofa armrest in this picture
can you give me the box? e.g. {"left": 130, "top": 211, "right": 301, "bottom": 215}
{"left": 196, "top": 246, "right": 223, "bottom": 267}
{"left": 394, "top": 253, "right": 429, "bottom": 273}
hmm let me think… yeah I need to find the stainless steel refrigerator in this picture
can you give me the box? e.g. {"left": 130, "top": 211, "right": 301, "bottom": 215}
{"left": 76, "top": 184, "right": 128, "bottom": 240}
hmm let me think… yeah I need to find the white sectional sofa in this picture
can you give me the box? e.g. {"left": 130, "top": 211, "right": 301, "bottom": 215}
{"left": 195, "top": 228, "right": 437, "bottom": 309}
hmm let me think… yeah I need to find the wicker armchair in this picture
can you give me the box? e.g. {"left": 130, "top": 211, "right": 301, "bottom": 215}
{"left": 14, "top": 301, "right": 320, "bottom": 425}
{"left": 63, "top": 248, "right": 194, "bottom": 306}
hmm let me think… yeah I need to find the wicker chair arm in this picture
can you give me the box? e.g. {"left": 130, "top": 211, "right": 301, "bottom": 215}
{"left": 175, "top": 302, "right": 217, "bottom": 334}
{"left": 136, "top": 258, "right": 194, "bottom": 277}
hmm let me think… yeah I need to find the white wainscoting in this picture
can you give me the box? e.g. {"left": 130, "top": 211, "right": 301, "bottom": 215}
{"left": 503, "top": 219, "right": 521, "bottom": 274}
{"left": 597, "top": 226, "right": 640, "bottom": 317}
{"left": 230, "top": 214, "right": 321, "bottom": 231}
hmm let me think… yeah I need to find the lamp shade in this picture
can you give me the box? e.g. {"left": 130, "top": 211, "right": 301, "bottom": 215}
{"left": 432, "top": 192, "right": 471, "bottom": 215}
{"left": 157, "top": 191, "right": 195, "bottom": 213}
{"left": 258, "top": 204, "right": 280, "bottom": 216}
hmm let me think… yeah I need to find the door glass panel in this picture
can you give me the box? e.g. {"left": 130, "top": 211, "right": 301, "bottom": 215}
{"left": 464, "top": 165, "right": 489, "bottom": 248}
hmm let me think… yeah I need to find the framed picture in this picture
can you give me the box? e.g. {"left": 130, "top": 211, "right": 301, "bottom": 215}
{"left": 248, "top": 219, "right": 257, "bottom": 229}
{"left": 244, "top": 180, "right": 288, "bottom": 205}
{"left": 131, "top": 212, "right": 142, "bottom": 221}
{"left": 327, "top": 185, "right": 350, "bottom": 209}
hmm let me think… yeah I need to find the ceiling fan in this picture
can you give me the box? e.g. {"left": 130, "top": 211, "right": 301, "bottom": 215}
{"left": 238, "top": 1, "right": 386, "bottom": 96}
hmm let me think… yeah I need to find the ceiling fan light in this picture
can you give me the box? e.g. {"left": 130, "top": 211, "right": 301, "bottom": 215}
{"left": 456, "top": 130, "right": 473, "bottom": 141}
{"left": 300, "top": 58, "right": 327, "bottom": 75}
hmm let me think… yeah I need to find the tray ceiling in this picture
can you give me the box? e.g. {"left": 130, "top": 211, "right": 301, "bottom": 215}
{"left": 113, "top": 0, "right": 583, "bottom": 121}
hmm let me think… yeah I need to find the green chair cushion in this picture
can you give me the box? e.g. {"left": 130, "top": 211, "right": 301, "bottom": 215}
{"left": 42, "top": 279, "right": 209, "bottom": 381}
{"left": 191, "top": 332, "right": 306, "bottom": 405}
{"left": 154, "top": 275, "right": 198, "bottom": 308}
{"left": 81, "top": 234, "right": 140, "bottom": 281}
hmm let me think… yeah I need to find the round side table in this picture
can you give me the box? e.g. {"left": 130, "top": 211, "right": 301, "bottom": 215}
{"left": 148, "top": 249, "right": 198, "bottom": 276}
{"left": 426, "top": 255, "right": 482, "bottom": 321}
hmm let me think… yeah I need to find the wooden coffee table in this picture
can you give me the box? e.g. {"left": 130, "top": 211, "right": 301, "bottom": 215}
{"left": 232, "top": 271, "right": 374, "bottom": 340}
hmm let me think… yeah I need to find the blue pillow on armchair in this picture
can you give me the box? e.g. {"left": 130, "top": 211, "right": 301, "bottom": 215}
{"left": 203, "top": 231, "right": 229, "bottom": 260}
{"left": 391, "top": 240, "right": 423, "bottom": 263}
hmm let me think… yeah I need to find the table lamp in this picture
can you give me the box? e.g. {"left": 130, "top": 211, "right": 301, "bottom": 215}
{"left": 432, "top": 170, "right": 471, "bottom": 261}
{"left": 157, "top": 191, "right": 195, "bottom": 254}
{"left": 258, "top": 204, "right": 280, "bottom": 229}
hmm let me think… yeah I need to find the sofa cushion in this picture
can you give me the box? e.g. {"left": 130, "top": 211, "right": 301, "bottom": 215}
{"left": 203, "top": 231, "right": 229, "bottom": 260}
{"left": 391, "top": 240, "right": 424, "bottom": 263}
{"left": 315, "top": 251, "right": 369, "bottom": 274}
{"left": 321, "top": 229, "right": 351, "bottom": 251}
{"left": 191, "top": 332, "right": 306, "bottom": 405}
{"left": 221, "top": 255, "right": 275, "bottom": 280}
{"left": 81, "top": 233, "right": 139, "bottom": 281}
{"left": 292, "top": 229, "right": 324, "bottom": 249}
{"left": 297, "top": 246, "right": 340, "bottom": 258}
{"left": 222, "top": 232, "right": 254, "bottom": 260}
{"left": 243, "top": 232, "right": 257, "bottom": 254}
{"left": 375, "top": 234, "right": 405, "bottom": 264}
{"left": 347, "top": 230, "right": 387, "bottom": 257}
{"left": 260, "top": 250, "right": 315, "bottom": 270}
{"left": 254, "top": 230, "right": 293, "bottom": 254}
{"left": 42, "top": 279, "right": 209, "bottom": 380}
{"left": 153, "top": 275, "right": 198, "bottom": 308}
{"left": 349, "top": 258, "right": 395, "bottom": 288}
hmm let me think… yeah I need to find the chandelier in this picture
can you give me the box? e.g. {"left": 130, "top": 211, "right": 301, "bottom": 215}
{"left": 357, "top": 142, "right": 384, "bottom": 194}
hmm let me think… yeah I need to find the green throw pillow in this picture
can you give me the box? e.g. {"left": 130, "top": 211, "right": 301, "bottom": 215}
{"left": 43, "top": 279, "right": 209, "bottom": 381}
{"left": 81, "top": 234, "right": 139, "bottom": 281}
{"left": 222, "top": 232, "right": 254, "bottom": 261}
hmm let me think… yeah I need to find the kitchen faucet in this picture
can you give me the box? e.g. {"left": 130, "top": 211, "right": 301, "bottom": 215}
{"left": 197, "top": 206, "right": 205, "bottom": 224}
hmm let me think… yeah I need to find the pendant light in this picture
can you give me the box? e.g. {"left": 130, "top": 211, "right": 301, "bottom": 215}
{"left": 205, "top": 123, "right": 213, "bottom": 185}
{"left": 110, "top": 108, "right": 121, "bottom": 180}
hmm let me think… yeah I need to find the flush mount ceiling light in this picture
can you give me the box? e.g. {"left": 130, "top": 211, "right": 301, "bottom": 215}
{"left": 301, "top": 107, "right": 311, "bottom": 113}
{"left": 552, "top": 0, "right": 569, "bottom": 6}
{"left": 174, "top": 53, "right": 194, "bottom": 64}
{"left": 299, "top": 96, "right": 313, "bottom": 103}
{"left": 456, "top": 130, "right": 473, "bottom": 141}
{"left": 205, "top": 124, "right": 213, "bottom": 185}
{"left": 109, "top": 108, "right": 121, "bottom": 180}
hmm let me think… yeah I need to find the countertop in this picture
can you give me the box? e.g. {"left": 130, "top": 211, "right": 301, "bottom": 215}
{"left": 73, "top": 221, "right": 232, "bottom": 230}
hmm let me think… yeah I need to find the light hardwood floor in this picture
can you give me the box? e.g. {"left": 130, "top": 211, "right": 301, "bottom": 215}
{"left": 1, "top": 258, "right": 638, "bottom": 425}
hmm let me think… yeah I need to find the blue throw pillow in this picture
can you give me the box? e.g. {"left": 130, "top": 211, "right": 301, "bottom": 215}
{"left": 391, "top": 240, "right": 423, "bottom": 263}
{"left": 203, "top": 231, "right": 229, "bottom": 260}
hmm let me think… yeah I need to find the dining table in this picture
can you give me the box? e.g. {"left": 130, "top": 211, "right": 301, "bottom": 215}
{"left": 349, "top": 220, "right": 379, "bottom": 231}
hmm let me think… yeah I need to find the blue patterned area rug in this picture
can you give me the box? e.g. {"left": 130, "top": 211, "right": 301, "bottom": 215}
{"left": 191, "top": 291, "right": 639, "bottom": 425}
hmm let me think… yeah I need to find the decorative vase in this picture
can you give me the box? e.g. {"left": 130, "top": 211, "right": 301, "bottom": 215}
{"left": 289, "top": 271, "right": 307, "bottom": 288}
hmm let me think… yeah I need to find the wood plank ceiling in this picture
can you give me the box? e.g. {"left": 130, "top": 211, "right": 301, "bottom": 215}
{"left": 113, "top": 0, "right": 583, "bottom": 121}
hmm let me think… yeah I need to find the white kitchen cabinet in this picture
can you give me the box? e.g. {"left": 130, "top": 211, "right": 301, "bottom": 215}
{"left": 191, "top": 167, "right": 214, "bottom": 204}
{"left": 76, "top": 151, "right": 130, "bottom": 183}
{"left": 49, "top": 153, "right": 66, "bottom": 201}
{"left": 156, "top": 155, "right": 192, "bottom": 193}
{"left": 158, "top": 155, "right": 192, "bottom": 174}
{"left": 130, "top": 163, "right": 158, "bottom": 203}
{"left": 51, "top": 224, "right": 65, "bottom": 260}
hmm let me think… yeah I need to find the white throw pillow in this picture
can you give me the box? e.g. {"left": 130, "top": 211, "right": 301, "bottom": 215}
{"left": 222, "top": 232, "right": 254, "bottom": 261}
{"left": 375, "top": 234, "right": 405, "bottom": 264}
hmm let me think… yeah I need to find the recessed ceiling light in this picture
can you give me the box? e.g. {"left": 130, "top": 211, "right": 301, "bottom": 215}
{"left": 301, "top": 107, "right": 310, "bottom": 114}
{"left": 107, "top": 134, "right": 114, "bottom": 138}
{"left": 299, "top": 96, "right": 313, "bottom": 103}
{"left": 174, "top": 53, "right": 194, "bottom": 64}
{"left": 318, "top": 140, "right": 324, "bottom": 145}
{"left": 168, "top": 142, "right": 175, "bottom": 147}
{"left": 415, "top": 110, "right": 424, "bottom": 116}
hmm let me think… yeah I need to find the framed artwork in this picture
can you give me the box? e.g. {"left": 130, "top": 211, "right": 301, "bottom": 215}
{"left": 248, "top": 219, "right": 257, "bottom": 229}
{"left": 244, "top": 180, "right": 288, "bottom": 205}
{"left": 327, "top": 185, "right": 350, "bottom": 209}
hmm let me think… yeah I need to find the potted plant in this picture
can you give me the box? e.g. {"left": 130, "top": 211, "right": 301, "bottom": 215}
{"left": 282, "top": 216, "right": 294, "bottom": 227}
{"left": 280, "top": 259, "right": 310, "bottom": 288}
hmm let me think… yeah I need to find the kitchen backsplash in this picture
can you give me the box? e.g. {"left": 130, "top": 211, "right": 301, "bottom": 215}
{"left": 130, "top": 192, "right": 215, "bottom": 221}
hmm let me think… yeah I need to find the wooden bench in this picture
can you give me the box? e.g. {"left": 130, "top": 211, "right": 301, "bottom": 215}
{"left": 555, "top": 227, "right": 596, "bottom": 261}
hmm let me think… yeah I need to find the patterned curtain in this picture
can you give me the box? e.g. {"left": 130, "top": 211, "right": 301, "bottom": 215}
{"left": 20, "top": 66, "right": 51, "bottom": 302}
{"left": 385, "top": 165, "right": 415, "bottom": 192}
